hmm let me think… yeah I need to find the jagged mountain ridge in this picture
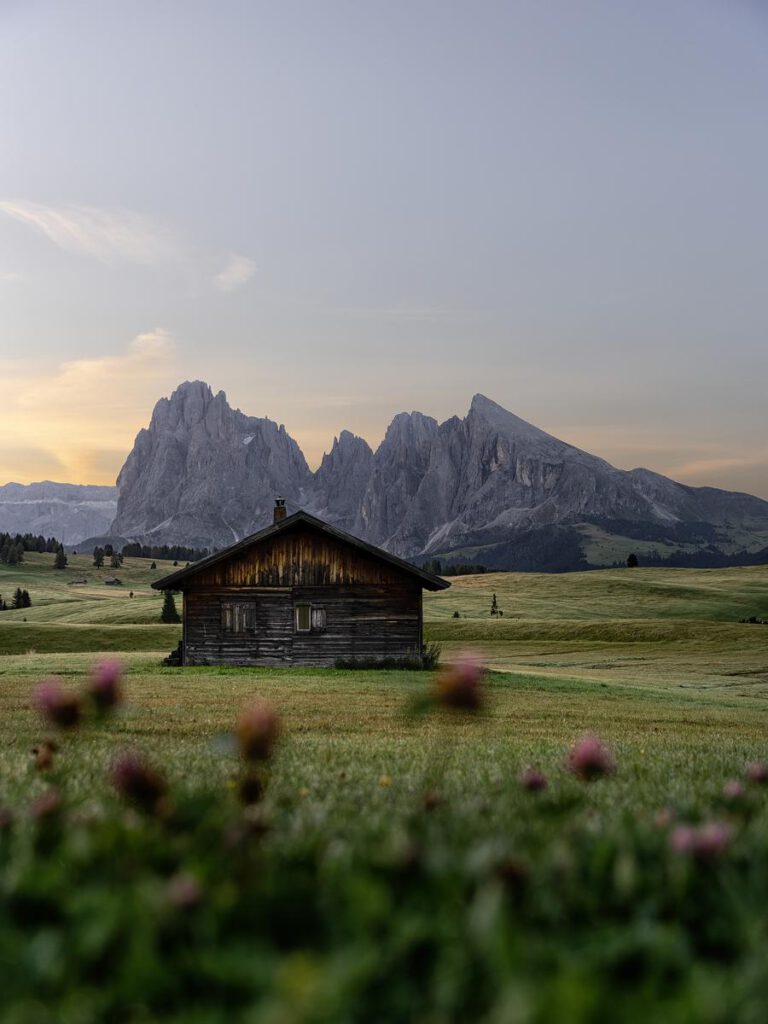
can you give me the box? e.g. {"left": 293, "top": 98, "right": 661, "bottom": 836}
{"left": 109, "top": 381, "right": 768, "bottom": 568}
{"left": 0, "top": 481, "right": 117, "bottom": 545}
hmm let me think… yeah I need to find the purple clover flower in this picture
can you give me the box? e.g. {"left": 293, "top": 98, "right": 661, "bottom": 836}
{"left": 566, "top": 735, "right": 616, "bottom": 782}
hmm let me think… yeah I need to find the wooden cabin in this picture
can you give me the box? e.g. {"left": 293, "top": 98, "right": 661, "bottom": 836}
{"left": 152, "top": 501, "right": 450, "bottom": 667}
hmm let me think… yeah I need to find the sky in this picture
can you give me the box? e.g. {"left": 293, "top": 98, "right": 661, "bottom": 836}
{"left": 0, "top": 0, "right": 766, "bottom": 497}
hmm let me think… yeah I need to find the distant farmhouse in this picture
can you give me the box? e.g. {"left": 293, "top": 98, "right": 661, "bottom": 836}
{"left": 153, "top": 500, "right": 449, "bottom": 667}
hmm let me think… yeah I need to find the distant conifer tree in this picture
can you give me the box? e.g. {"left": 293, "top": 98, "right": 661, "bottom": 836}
{"left": 160, "top": 590, "right": 181, "bottom": 623}
{"left": 54, "top": 548, "right": 68, "bottom": 570}
{"left": 93, "top": 547, "right": 105, "bottom": 568}
{"left": 627, "top": 553, "right": 639, "bottom": 568}
{"left": 150, "top": 561, "right": 157, "bottom": 570}
{"left": 490, "top": 593, "right": 498, "bottom": 617}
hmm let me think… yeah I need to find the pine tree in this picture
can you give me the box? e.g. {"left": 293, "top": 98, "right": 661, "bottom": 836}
{"left": 160, "top": 590, "right": 181, "bottom": 624}
{"left": 54, "top": 548, "right": 68, "bottom": 570}
{"left": 22, "top": 589, "right": 31, "bottom": 608}
{"left": 490, "top": 593, "right": 498, "bottom": 617}
{"left": 150, "top": 561, "right": 157, "bottom": 570}
{"left": 11, "top": 587, "right": 23, "bottom": 609}
{"left": 627, "top": 553, "right": 639, "bottom": 568}
{"left": 93, "top": 547, "right": 104, "bottom": 568}
{"left": 7, "top": 545, "right": 18, "bottom": 566}
{"left": 110, "top": 552, "right": 121, "bottom": 569}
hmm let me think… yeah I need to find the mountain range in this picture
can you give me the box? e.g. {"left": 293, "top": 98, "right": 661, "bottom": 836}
{"left": 102, "top": 381, "right": 768, "bottom": 570}
{"left": 0, "top": 481, "right": 117, "bottom": 546}
{"left": 3, "top": 382, "right": 767, "bottom": 569}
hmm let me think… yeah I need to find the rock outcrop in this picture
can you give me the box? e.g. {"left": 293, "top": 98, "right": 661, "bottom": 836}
{"left": 112, "top": 381, "right": 311, "bottom": 549}
{"left": 110, "top": 383, "right": 768, "bottom": 567}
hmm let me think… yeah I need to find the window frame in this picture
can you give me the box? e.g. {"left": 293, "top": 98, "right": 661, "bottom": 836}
{"left": 294, "top": 603, "right": 312, "bottom": 633}
{"left": 294, "top": 602, "right": 326, "bottom": 634}
{"left": 221, "top": 599, "right": 257, "bottom": 635}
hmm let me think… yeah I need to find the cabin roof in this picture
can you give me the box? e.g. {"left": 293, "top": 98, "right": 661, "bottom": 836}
{"left": 151, "top": 509, "right": 451, "bottom": 592}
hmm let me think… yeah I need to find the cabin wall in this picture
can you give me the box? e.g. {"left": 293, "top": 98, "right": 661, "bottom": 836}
{"left": 182, "top": 583, "right": 421, "bottom": 667}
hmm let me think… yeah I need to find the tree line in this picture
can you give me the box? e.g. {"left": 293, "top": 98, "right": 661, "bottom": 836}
{"left": 421, "top": 559, "right": 489, "bottom": 576}
{"left": 0, "top": 587, "right": 31, "bottom": 611}
{"left": 0, "top": 531, "right": 64, "bottom": 565}
{"left": 121, "top": 542, "right": 209, "bottom": 562}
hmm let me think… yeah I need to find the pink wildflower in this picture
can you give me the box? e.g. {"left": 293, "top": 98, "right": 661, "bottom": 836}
{"left": 723, "top": 778, "right": 746, "bottom": 802}
{"left": 746, "top": 762, "right": 768, "bottom": 785}
{"left": 670, "top": 821, "right": 732, "bottom": 863}
{"left": 32, "top": 738, "right": 57, "bottom": 771}
{"left": 88, "top": 659, "right": 124, "bottom": 713}
{"left": 110, "top": 750, "right": 166, "bottom": 814}
{"left": 35, "top": 678, "right": 81, "bottom": 729}
{"left": 435, "top": 652, "right": 485, "bottom": 711}
{"left": 519, "top": 768, "right": 548, "bottom": 792}
{"left": 566, "top": 735, "right": 616, "bottom": 782}
{"left": 236, "top": 702, "right": 281, "bottom": 762}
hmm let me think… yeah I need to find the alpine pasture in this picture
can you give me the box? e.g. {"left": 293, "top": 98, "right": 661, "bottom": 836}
{"left": 2, "top": 553, "right": 768, "bottom": 1021}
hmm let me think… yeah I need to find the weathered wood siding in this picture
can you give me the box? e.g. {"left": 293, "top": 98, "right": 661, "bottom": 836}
{"left": 190, "top": 528, "right": 408, "bottom": 588}
{"left": 179, "top": 523, "right": 425, "bottom": 667}
{"left": 183, "top": 584, "right": 421, "bottom": 667}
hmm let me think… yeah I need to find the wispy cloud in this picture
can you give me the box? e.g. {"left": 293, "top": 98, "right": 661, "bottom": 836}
{"left": 0, "top": 199, "right": 180, "bottom": 264}
{"left": 1, "top": 329, "right": 178, "bottom": 485}
{"left": 214, "top": 253, "right": 257, "bottom": 292}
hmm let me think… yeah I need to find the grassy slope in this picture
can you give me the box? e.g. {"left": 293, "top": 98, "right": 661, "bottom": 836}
{"left": 0, "top": 558, "right": 766, "bottom": 799}
{"left": 428, "top": 567, "right": 768, "bottom": 694}
{"left": 1, "top": 653, "right": 767, "bottom": 807}
{"left": 0, "top": 552, "right": 182, "bottom": 652}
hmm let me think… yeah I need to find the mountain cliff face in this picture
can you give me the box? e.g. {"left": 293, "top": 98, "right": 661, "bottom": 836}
{"left": 110, "top": 382, "right": 768, "bottom": 568}
{"left": 112, "top": 382, "right": 311, "bottom": 549}
{"left": 0, "top": 482, "right": 117, "bottom": 544}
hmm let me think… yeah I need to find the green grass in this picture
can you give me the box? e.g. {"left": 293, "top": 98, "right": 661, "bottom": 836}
{"left": 431, "top": 564, "right": 768, "bottom": 622}
{"left": 3, "top": 558, "right": 768, "bottom": 1019}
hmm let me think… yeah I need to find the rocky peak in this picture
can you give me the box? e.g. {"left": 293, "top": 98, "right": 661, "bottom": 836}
{"left": 110, "top": 381, "right": 768, "bottom": 566}
{"left": 379, "top": 410, "right": 438, "bottom": 453}
{"left": 308, "top": 430, "right": 374, "bottom": 531}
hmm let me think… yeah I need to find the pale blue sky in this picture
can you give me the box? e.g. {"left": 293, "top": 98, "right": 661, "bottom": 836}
{"left": 0, "top": 0, "right": 766, "bottom": 495}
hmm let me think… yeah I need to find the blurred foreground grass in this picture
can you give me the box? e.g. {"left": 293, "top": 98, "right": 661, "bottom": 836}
{"left": 1, "top": 560, "right": 768, "bottom": 1020}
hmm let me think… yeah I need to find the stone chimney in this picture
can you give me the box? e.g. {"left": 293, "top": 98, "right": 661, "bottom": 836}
{"left": 273, "top": 497, "right": 287, "bottom": 524}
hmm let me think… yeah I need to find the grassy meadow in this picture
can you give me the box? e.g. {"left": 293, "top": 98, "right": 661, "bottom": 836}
{"left": 1, "top": 553, "right": 768, "bottom": 1020}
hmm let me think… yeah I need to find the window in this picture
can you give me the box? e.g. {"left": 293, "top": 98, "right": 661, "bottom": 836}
{"left": 295, "top": 604, "right": 326, "bottom": 633}
{"left": 295, "top": 604, "right": 311, "bottom": 632}
{"left": 222, "top": 601, "right": 256, "bottom": 634}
